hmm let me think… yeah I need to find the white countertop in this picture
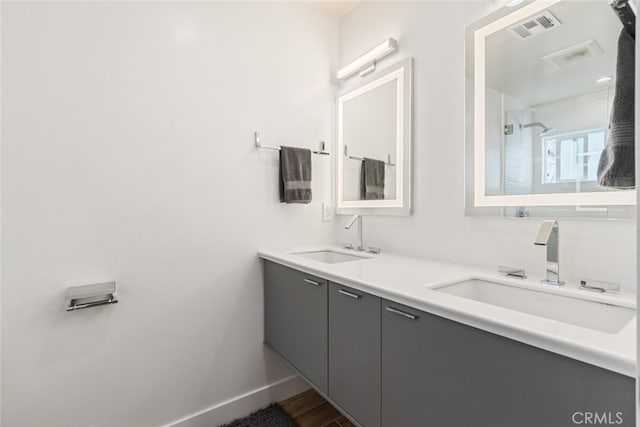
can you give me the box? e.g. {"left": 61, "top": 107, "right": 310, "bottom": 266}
{"left": 259, "top": 246, "right": 637, "bottom": 377}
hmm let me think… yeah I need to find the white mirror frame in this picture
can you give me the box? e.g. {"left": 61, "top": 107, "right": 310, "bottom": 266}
{"left": 473, "top": 0, "right": 636, "bottom": 207}
{"left": 336, "top": 57, "right": 413, "bottom": 216}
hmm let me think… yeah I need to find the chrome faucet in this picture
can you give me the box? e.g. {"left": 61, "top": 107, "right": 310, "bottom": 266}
{"left": 534, "top": 220, "right": 564, "bottom": 286}
{"left": 345, "top": 215, "right": 365, "bottom": 251}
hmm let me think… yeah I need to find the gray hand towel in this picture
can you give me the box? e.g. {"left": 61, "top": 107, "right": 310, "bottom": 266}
{"left": 597, "top": 29, "right": 635, "bottom": 189}
{"left": 360, "top": 157, "right": 385, "bottom": 200}
{"left": 279, "top": 146, "right": 312, "bottom": 204}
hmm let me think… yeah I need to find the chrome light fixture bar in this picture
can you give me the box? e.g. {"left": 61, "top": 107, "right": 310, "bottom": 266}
{"left": 336, "top": 38, "right": 398, "bottom": 80}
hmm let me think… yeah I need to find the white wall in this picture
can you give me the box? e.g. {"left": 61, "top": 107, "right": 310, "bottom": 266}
{"left": 336, "top": 1, "right": 636, "bottom": 293}
{"left": 1, "top": 2, "right": 337, "bottom": 426}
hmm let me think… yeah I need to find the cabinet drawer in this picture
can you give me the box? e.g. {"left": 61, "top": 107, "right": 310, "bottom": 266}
{"left": 329, "top": 283, "right": 380, "bottom": 427}
{"left": 381, "top": 299, "right": 635, "bottom": 427}
{"left": 264, "top": 261, "right": 328, "bottom": 393}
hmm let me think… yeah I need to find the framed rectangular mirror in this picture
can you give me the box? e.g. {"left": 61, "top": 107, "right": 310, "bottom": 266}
{"left": 336, "top": 57, "right": 413, "bottom": 216}
{"left": 466, "top": 0, "right": 636, "bottom": 219}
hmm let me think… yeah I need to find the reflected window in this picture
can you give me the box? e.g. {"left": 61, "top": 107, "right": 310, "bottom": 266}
{"left": 542, "top": 129, "right": 606, "bottom": 184}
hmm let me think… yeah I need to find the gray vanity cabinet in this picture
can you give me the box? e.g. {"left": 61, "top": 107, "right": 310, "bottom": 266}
{"left": 263, "top": 260, "right": 634, "bottom": 427}
{"left": 263, "top": 260, "right": 328, "bottom": 393}
{"left": 381, "top": 299, "right": 635, "bottom": 427}
{"left": 329, "top": 283, "right": 381, "bottom": 427}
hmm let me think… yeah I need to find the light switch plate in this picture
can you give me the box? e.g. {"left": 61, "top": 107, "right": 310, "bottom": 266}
{"left": 322, "top": 203, "right": 333, "bottom": 221}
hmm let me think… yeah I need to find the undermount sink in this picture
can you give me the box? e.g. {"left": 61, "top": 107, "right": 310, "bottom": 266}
{"left": 293, "top": 250, "right": 369, "bottom": 264}
{"left": 433, "top": 279, "right": 635, "bottom": 334}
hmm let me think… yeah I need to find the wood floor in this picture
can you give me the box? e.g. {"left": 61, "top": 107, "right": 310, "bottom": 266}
{"left": 279, "top": 389, "right": 356, "bottom": 427}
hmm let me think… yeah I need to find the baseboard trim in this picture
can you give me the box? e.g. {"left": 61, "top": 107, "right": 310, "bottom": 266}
{"left": 162, "top": 375, "right": 309, "bottom": 427}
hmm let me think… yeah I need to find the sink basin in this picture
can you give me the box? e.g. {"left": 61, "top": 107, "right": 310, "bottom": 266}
{"left": 293, "top": 250, "right": 369, "bottom": 264}
{"left": 433, "top": 279, "right": 635, "bottom": 334}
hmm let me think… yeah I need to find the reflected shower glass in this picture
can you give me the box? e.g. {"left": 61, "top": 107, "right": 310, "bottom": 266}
{"left": 483, "top": 0, "right": 619, "bottom": 197}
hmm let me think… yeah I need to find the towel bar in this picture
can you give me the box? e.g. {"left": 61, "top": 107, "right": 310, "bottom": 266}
{"left": 254, "top": 131, "right": 330, "bottom": 155}
{"left": 66, "top": 281, "right": 118, "bottom": 312}
{"left": 343, "top": 145, "right": 395, "bottom": 166}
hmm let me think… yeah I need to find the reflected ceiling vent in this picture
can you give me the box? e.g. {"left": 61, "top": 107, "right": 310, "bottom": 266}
{"left": 541, "top": 39, "right": 604, "bottom": 67}
{"left": 508, "top": 11, "right": 562, "bottom": 39}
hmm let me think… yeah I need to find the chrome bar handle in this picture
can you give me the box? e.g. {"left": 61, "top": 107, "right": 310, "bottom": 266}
{"left": 578, "top": 282, "right": 605, "bottom": 293}
{"left": 579, "top": 279, "right": 620, "bottom": 294}
{"left": 386, "top": 306, "right": 418, "bottom": 320}
{"left": 338, "top": 289, "right": 361, "bottom": 299}
{"left": 67, "top": 294, "right": 118, "bottom": 311}
{"left": 66, "top": 281, "right": 118, "bottom": 312}
{"left": 498, "top": 266, "right": 527, "bottom": 279}
{"left": 304, "top": 279, "right": 321, "bottom": 286}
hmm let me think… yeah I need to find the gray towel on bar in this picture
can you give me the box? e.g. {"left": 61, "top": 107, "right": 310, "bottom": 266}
{"left": 360, "top": 157, "right": 385, "bottom": 200}
{"left": 279, "top": 146, "right": 312, "bottom": 204}
{"left": 597, "top": 29, "right": 635, "bottom": 189}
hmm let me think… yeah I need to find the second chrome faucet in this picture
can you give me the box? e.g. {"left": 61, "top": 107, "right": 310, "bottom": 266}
{"left": 345, "top": 214, "right": 365, "bottom": 251}
{"left": 534, "top": 219, "right": 564, "bottom": 286}
{"left": 344, "top": 215, "right": 381, "bottom": 254}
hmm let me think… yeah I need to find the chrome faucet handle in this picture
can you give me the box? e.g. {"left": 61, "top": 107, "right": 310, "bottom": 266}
{"left": 498, "top": 266, "right": 527, "bottom": 279}
{"left": 367, "top": 246, "right": 381, "bottom": 254}
{"left": 579, "top": 279, "right": 620, "bottom": 294}
{"left": 341, "top": 242, "right": 354, "bottom": 250}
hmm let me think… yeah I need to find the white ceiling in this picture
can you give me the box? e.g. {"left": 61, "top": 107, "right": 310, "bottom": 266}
{"left": 310, "top": 0, "right": 360, "bottom": 18}
{"left": 485, "top": 0, "right": 621, "bottom": 107}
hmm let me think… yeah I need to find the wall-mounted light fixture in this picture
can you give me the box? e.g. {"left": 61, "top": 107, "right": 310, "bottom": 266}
{"left": 336, "top": 38, "right": 398, "bottom": 80}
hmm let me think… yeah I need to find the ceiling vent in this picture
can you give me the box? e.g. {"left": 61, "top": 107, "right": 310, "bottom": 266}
{"left": 508, "top": 11, "right": 562, "bottom": 40}
{"left": 541, "top": 39, "right": 604, "bottom": 67}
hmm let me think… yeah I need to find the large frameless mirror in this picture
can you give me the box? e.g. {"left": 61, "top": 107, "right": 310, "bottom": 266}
{"left": 466, "top": 0, "right": 636, "bottom": 219}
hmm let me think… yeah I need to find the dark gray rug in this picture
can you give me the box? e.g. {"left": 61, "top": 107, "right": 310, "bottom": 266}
{"left": 220, "top": 404, "right": 297, "bottom": 427}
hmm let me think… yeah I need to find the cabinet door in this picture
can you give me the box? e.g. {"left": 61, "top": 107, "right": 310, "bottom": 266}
{"left": 264, "top": 261, "right": 328, "bottom": 393}
{"left": 329, "top": 283, "right": 381, "bottom": 427}
{"left": 381, "top": 299, "right": 635, "bottom": 427}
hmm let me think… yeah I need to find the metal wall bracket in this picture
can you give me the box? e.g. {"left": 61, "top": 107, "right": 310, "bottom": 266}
{"left": 504, "top": 124, "right": 514, "bottom": 135}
